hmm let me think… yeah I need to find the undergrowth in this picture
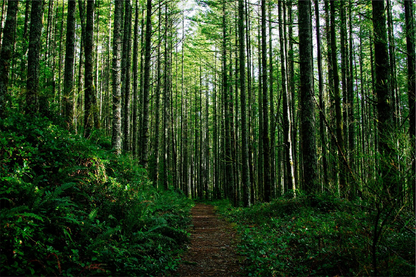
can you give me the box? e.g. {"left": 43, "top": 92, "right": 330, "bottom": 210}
{"left": 0, "top": 112, "right": 193, "bottom": 276}
{"left": 215, "top": 194, "right": 415, "bottom": 276}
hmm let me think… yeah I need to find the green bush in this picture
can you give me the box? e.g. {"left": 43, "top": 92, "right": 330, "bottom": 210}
{"left": 215, "top": 194, "right": 415, "bottom": 276}
{"left": 0, "top": 112, "right": 192, "bottom": 276}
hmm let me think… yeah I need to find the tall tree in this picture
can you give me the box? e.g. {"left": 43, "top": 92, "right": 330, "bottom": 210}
{"left": 84, "top": 0, "right": 95, "bottom": 138}
{"left": 63, "top": 0, "right": 76, "bottom": 129}
{"left": 372, "top": 0, "right": 394, "bottom": 201}
{"left": 132, "top": 0, "right": 140, "bottom": 158}
{"left": 268, "top": 2, "right": 275, "bottom": 197}
{"left": 140, "top": 0, "right": 153, "bottom": 167}
{"left": 298, "top": 0, "right": 318, "bottom": 194}
{"left": 314, "top": 0, "right": 328, "bottom": 188}
{"left": 26, "top": 0, "right": 44, "bottom": 114}
{"left": 330, "top": 0, "right": 344, "bottom": 194}
{"left": 239, "top": 0, "right": 250, "bottom": 207}
{"left": 0, "top": 0, "right": 19, "bottom": 118}
{"left": 111, "top": 0, "right": 123, "bottom": 154}
{"left": 261, "top": 0, "right": 271, "bottom": 202}
{"left": 122, "top": 0, "right": 132, "bottom": 151}
{"left": 279, "top": 0, "right": 294, "bottom": 194}
{"left": 222, "top": 0, "right": 234, "bottom": 202}
{"left": 404, "top": 0, "right": 415, "bottom": 206}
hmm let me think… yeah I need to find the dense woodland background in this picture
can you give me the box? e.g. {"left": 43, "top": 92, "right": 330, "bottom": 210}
{"left": 0, "top": 0, "right": 415, "bottom": 204}
{"left": 0, "top": 0, "right": 415, "bottom": 275}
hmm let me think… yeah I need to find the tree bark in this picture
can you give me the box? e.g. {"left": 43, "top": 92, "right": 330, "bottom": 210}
{"left": 122, "top": 0, "right": 132, "bottom": 151}
{"left": 0, "top": 0, "right": 18, "bottom": 118}
{"left": 404, "top": 0, "right": 415, "bottom": 208}
{"left": 372, "top": 0, "right": 394, "bottom": 202}
{"left": 84, "top": 0, "right": 95, "bottom": 138}
{"left": 63, "top": 0, "right": 76, "bottom": 129}
{"left": 298, "top": 0, "right": 318, "bottom": 194}
{"left": 261, "top": 0, "right": 271, "bottom": 202}
{"left": 331, "top": 0, "right": 344, "bottom": 194}
{"left": 132, "top": 0, "right": 140, "bottom": 158}
{"left": 140, "top": 0, "right": 153, "bottom": 167}
{"left": 239, "top": 0, "right": 250, "bottom": 207}
{"left": 314, "top": 0, "right": 327, "bottom": 190}
{"left": 111, "top": 0, "right": 123, "bottom": 154}
{"left": 26, "top": 0, "right": 44, "bottom": 114}
{"left": 279, "top": 0, "right": 293, "bottom": 194}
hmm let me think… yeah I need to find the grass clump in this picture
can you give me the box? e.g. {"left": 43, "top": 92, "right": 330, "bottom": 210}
{"left": 215, "top": 193, "right": 415, "bottom": 276}
{"left": 0, "top": 112, "right": 193, "bottom": 276}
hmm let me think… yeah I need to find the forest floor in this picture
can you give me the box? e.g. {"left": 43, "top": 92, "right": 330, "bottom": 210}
{"left": 172, "top": 203, "right": 244, "bottom": 277}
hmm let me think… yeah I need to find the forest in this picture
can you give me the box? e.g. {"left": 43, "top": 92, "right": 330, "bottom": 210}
{"left": 0, "top": 0, "right": 415, "bottom": 276}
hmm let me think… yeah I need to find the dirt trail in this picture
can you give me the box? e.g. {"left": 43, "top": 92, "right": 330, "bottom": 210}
{"left": 173, "top": 203, "right": 243, "bottom": 277}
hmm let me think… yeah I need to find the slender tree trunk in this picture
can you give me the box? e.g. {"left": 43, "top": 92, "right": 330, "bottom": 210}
{"left": 163, "top": 4, "right": 170, "bottom": 189}
{"left": 268, "top": 2, "right": 276, "bottom": 198}
{"left": 298, "top": 0, "right": 318, "bottom": 194}
{"left": 132, "top": 0, "right": 140, "bottom": 158}
{"left": 213, "top": 48, "right": 220, "bottom": 199}
{"left": 386, "top": 0, "right": 397, "bottom": 127}
{"left": 245, "top": 0, "right": 255, "bottom": 204}
{"left": 239, "top": 0, "right": 250, "bottom": 207}
{"left": 372, "top": 0, "right": 394, "bottom": 204}
{"left": 204, "top": 68, "right": 210, "bottom": 199}
{"left": 0, "top": 0, "right": 5, "bottom": 50}
{"left": 111, "top": 0, "right": 123, "bottom": 154}
{"left": 140, "top": 0, "right": 152, "bottom": 167}
{"left": 64, "top": 0, "right": 76, "bottom": 129}
{"left": 151, "top": 3, "right": 161, "bottom": 185}
{"left": 222, "top": 0, "right": 233, "bottom": 201}
{"left": 261, "top": 0, "right": 271, "bottom": 202}
{"left": 122, "top": 0, "right": 132, "bottom": 151}
{"left": 93, "top": 0, "right": 100, "bottom": 129}
{"left": 19, "top": 0, "right": 31, "bottom": 85}
{"left": 404, "top": 0, "right": 415, "bottom": 208}
{"left": 331, "top": 0, "right": 344, "bottom": 195}
{"left": 26, "top": 0, "right": 43, "bottom": 114}
{"left": 0, "top": 0, "right": 18, "bottom": 118}
{"left": 84, "top": 0, "right": 95, "bottom": 138}
{"left": 314, "top": 0, "right": 327, "bottom": 190}
{"left": 279, "top": 0, "right": 293, "bottom": 194}
{"left": 340, "top": 0, "right": 348, "bottom": 159}
{"left": 257, "top": 2, "right": 264, "bottom": 201}
{"left": 57, "top": 1, "right": 66, "bottom": 115}
{"left": 347, "top": 0, "right": 355, "bottom": 197}
{"left": 288, "top": 0, "right": 297, "bottom": 191}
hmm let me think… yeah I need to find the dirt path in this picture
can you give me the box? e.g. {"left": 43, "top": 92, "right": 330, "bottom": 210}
{"left": 173, "top": 203, "right": 243, "bottom": 277}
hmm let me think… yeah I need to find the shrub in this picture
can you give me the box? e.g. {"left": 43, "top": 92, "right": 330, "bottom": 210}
{"left": 0, "top": 112, "right": 192, "bottom": 276}
{"left": 216, "top": 194, "right": 415, "bottom": 276}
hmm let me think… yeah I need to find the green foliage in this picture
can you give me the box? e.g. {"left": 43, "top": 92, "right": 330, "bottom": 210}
{"left": 215, "top": 194, "right": 415, "bottom": 276}
{"left": 0, "top": 111, "right": 193, "bottom": 276}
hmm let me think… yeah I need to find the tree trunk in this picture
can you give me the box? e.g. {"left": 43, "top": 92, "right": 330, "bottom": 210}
{"left": 314, "top": 0, "right": 327, "bottom": 190}
{"left": 268, "top": 2, "right": 275, "bottom": 198}
{"left": 140, "top": 0, "right": 152, "bottom": 167}
{"left": 330, "top": 0, "right": 344, "bottom": 195}
{"left": 372, "top": 0, "right": 394, "bottom": 203}
{"left": 279, "top": 0, "right": 293, "bottom": 194}
{"left": 298, "top": 0, "right": 318, "bottom": 194}
{"left": 239, "top": 0, "right": 250, "bottom": 207}
{"left": 63, "top": 0, "right": 76, "bottom": 129}
{"left": 26, "top": 0, "right": 43, "bottom": 114}
{"left": 261, "top": 0, "right": 271, "bottom": 202}
{"left": 122, "top": 0, "right": 132, "bottom": 151}
{"left": 111, "top": 0, "right": 123, "bottom": 154}
{"left": 0, "top": 0, "right": 18, "bottom": 118}
{"left": 84, "top": 0, "right": 95, "bottom": 138}
{"left": 404, "top": 0, "right": 415, "bottom": 208}
{"left": 132, "top": 0, "right": 140, "bottom": 158}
